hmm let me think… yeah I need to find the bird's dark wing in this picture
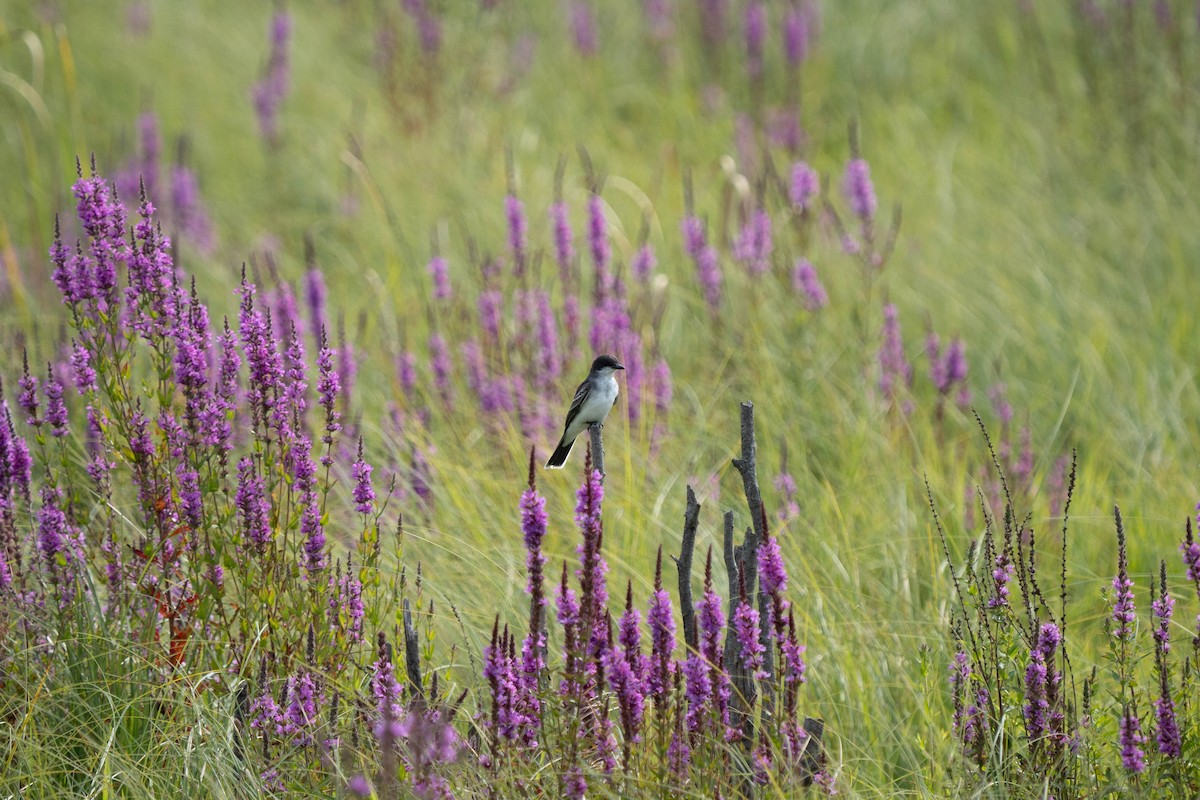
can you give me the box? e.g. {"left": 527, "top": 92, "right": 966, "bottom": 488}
{"left": 560, "top": 378, "right": 591, "bottom": 434}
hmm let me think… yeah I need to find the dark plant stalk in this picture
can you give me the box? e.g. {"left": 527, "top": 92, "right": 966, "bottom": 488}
{"left": 675, "top": 485, "right": 700, "bottom": 651}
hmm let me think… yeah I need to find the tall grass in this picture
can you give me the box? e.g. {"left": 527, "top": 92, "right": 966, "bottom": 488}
{"left": 1, "top": 0, "right": 1199, "bottom": 796}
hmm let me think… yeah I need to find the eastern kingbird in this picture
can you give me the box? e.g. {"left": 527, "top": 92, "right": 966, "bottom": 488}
{"left": 545, "top": 354, "right": 624, "bottom": 469}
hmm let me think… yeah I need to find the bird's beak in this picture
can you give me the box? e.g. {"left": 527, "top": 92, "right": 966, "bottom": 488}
{"left": 616, "top": 363, "right": 625, "bottom": 370}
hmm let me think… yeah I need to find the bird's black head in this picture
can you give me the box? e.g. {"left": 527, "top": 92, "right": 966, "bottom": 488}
{"left": 591, "top": 354, "right": 625, "bottom": 372}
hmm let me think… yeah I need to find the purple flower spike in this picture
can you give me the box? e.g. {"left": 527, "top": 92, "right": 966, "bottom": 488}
{"left": 878, "top": 304, "right": 911, "bottom": 401}
{"left": 843, "top": 158, "right": 877, "bottom": 221}
{"left": 587, "top": 194, "right": 611, "bottom": 291}
{"left": 235, "top": 457, "right": 272, "bottom": 551}
{"left": 429, "top": 333, "right": 454, "bottom": 409}
{"left": 745, "top": 2, "right": 766, "bottom": 78}
{"left": 505, "top": 194, "right": 528, "bottom": 278}
{"left": 304, "top": 267, "right": 327, "bottom": 344}
{"left": 647, "top": 548, "right": 676, "bottom": 702}
{"left": 733, "top": 209, "right": 773, "bottom": 276}
{"left": 169, "top": 164, "right": 216, "bottom": 254}
{"left": 550, "top": 200, "right": 575, "bottom": 280}
{"left": 521, "top": 449, "right": 548, "bottom": 596}
{"left": 632, "top": 243, "right": 656, "bottom": 282}
{"left": 252, "top": 11, "right": 292, "bottom": 146}
{"left": 70, "top": 342, "right": 96, "bottom": 394}
{"left": 18, "top": 355, "right": 40, "bottom": 428}
{"left": 1118, "top": 708, "right": 1146, "bottom": 774}
{"left": 696, "top": 244, "right": 723, "bottom": 311}
{"left": 571, "top": 2, "right": 599, "bottom": 57}
{"left": 792, "top": 259, "right": 828, "bottom": 310}
{"left": 789, "top": 162, "right": 819, "bottom": 211}
{"left": 352, "top": 437, "right": 375, "bottom": 515}
{"left": 1111, "top": 508, "right": 1136, "bottom": 641}
{"left": 428, "top": 256, "right": 451, "bottom": 301}
{"left": 783, "top": 6, "right": 809, "bottom": 65}
{"left": 732, "top": 588, "right": 766, "bottom": 680}
{"left": 44, "top": 366, "right": 68, "bottom": 437}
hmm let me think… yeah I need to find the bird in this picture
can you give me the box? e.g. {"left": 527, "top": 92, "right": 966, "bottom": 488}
{"left": 545, "top": 354, "right": 624, "bottom": 469}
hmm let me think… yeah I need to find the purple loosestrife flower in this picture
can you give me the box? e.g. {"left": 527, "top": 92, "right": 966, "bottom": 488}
{"left": 426, "top": 255, "right": 451, "bottom": 301}
{"left": 733, "top": 209, "right": 773, "bottom": 276}
{"left": 126, "top": 193, "right": 180, "bottom": 340}
{"left": 505, "top": 194, "right": 528, "bottom": 278}
{"left": 550, "top": 200, "right": 575, "bottom": 280}
{"left": 1112, "top": 510, "right": 1136, "bottom": 641}
{"left": 733, "top": 589, "right": 767, "bottom": 680}
{"left": 575, "top": 457, "right": 610, "bottom": 655}
{"left": 632, "top": 243, "right": 656, "bottom": 282}
{"left": 74, "top": 166, "right": 127, "bottom": 309}
{"left": 44, "top": 368, "right": 68, "bottom": 437}
{"left": 878, "top": 304, "right": 911, "bottom": 400}
{"left": 681, "top": 215, "right": 705, "bottom": 259}
{"left": 478, "top": 289, "right": 503, "bottom": 343}
{"left": 169, "top": 164, "right": 215, "bottom": 254}
{"left": 125, "top": 112, "right": 161, "bottom": 203}
{"left": 1119, "top": 708, "right": 1147, "bottom": 774}
{"left": 346, "top": 776, "right": 371, "bottom": 798}
{"left": 199, "top": 319, "right": 239, "bottom": 457}
{"left": 329, "top": 559, "right": 365, "bottom": 645}
{"left": 521, "top": 453, "right": 548, "bottom": 598}
{"left": 371, "top": 633, "right": 404, "bottom": 721}
{"left": 428, "top": 333, "right": 453, "bottom": 409}
{"left": 3, "top": 403, "right": 31, "bottom": 500}
{"left": 989, "top": 549, "right": 1013, "bottom": 609}
{"left": 843, "top": 158, "right": 877, "bottom": 221}
{"left": 1023, "top": 623, "right": 1060, "bottom": 744}
{"left": 647, "top": 547, "right": 677, "bottom": 702}
{"left": 587, "top": 193, "right": 611, "bottom": 294}
{"left": 745, "top": 2, "right": 766, "bottom": 78}
{"left": 604, "top": 600, "right": 646, "bottom": 743}
{"left": 1154, "top": 691, "right": 1181, "bottom": 759}
{"left": 317, "top": 331, "right": 341, "bottom": 456}
{"left": 1182, "top": 516, "right": 1200, "bottom": 634}
{"left": 556, "top": 559, "right": 582, "bottom": 630}
{"left": 535, "top": 291, "right": 562, "bottom": 390}
{"left": 303, "top": 267, "right": 328, "bottom": 346}
{"left": 282, "top": 671, "right": 321, "bottom": 746}
{"left": 564, "top": 768, "right": 587, "bottom": 800}
{"left": 782, "top": 609, "right": 807, "bottom": 686}
{"left": 696, "top": 244, "right": 723, "bottom": 310}
{"left": 789, "top": 162, "right": 819, "bottom": 211}
{"left": 235, "top": 457, "right": 272, "bottom": 551}
{"left": 483, "top": 621, "right": 523, "bottom": 741}
{"left": 70, "top": 342, "right": 96, "bottom": 394}
{"left": 18, "top": 357, "right": 39, "bottom": 428}
{"left": 270, "top": 281, "right": 300, "bottom": 350}
{"left": 238, "top": 276, "right": 283, "bottom": 437}
{"left": 352, "top": 437, "right": 375, "bottom": 515}
{"left": 783, "top": 6, "right": 809, "bottom": 65}
{"left": 682, "top": 653, "right": 713, "bottom": 732}
{"left": 252, "top": 11, "right": 291, "bottom": 146}
{"left": 571, "top": 2, "right": 599, "bottom": 57}
{"left": 37, "top": 484, "right": 68, "bottom": 570}
{"left": 792, "top": 259, "right": 828, "bottom": 311}
{"left": 774, "top": 467, "right": 800, "bottom": 522}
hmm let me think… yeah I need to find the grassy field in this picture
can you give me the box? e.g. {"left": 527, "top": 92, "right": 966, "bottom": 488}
{"left": 1, "top": 1, "right": 1199, "bottom": 797}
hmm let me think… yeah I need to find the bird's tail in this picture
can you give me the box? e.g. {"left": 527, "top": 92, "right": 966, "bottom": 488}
{"left": 545, "top": 436, "right": 575, "bottom": 469}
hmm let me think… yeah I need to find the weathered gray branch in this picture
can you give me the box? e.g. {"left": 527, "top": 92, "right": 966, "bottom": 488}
{"left": 589, "top": 422, "right": 605, "bottom": 480}
{"left": 674, "top": 485, "right": 701, "bottom": 652}
{"left": 402, "top": 598, "right": 424, "bottom": 703}
{"left": 731, "top": 401, "right": 765, "bottom": 555}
